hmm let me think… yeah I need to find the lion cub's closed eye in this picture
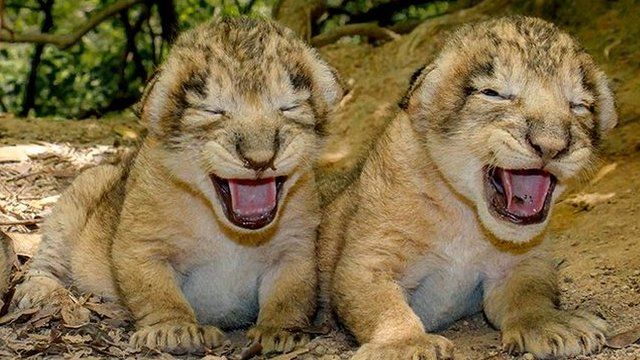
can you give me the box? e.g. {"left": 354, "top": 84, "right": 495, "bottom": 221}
{"left": 13, "top": 16, "right": 343, "bottom": 356}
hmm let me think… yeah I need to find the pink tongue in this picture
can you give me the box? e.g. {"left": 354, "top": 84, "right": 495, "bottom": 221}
{"left": 499, "top": 169, "right": 552, "bottom": 217}
{"left": 228, "top": 178, "right": 276, "bottom": 218}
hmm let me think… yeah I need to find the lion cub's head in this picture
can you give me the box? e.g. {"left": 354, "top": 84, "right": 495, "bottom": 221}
{"left": 401, "top": 16, "right": 616, "bottom": 243}
{"left": 139, "top": 17, "right": 343, "bottom": 233}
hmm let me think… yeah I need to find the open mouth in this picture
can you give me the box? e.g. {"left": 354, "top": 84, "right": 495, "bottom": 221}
{"left": 484, "top": 167, "right": 557, "bottom": 225}
{"left": 210, "top": 175, "right": 286, "bottom": 230}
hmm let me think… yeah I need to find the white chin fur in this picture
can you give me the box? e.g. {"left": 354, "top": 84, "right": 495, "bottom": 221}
{"left": 475, "top": 183, "right": 567, "bottom": 244}
{"left": 476, "top": 202, "right": 549, "bottom": 244}
{"left": 427, "top": 141, "right": 552, "bottom": 244}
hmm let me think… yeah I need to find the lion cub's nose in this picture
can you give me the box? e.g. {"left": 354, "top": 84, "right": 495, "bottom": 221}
{"left": 236, "top": 136, "right": 279, "bottom": 172}
{"left": 526, "top": 133, "right": 569, "bottom": 160}
{"left": 243, "top": 153, "right": 275, "bottom": 172}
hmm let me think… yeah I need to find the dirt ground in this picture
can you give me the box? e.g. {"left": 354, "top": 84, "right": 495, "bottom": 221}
{"left": 0, "top": 0, "right": 639, "bottom": 358}
{"left": 0, "top": 131, "right": 638, "bottom": 360}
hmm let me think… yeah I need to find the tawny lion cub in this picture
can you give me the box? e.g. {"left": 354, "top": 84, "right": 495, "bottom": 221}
{"left": 14, "top": 17, "right": 343, "bottom": 355}
{"left": 319, "top": 17, "right": 615, "bottom": 359}
{"left": 0, "top": 233, "right": 13, "bottom": 298}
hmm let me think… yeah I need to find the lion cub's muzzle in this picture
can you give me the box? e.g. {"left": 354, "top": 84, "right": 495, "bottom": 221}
{"left": 211, "top": 175, "right": 287, "bottom": 230}
{"left": 484, "top": 167, "right": 557, "bottom": 225}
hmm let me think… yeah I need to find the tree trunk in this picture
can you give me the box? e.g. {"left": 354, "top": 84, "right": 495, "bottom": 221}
{"left": 119, "top": 8, "right": 148, "bottom": 84}
{"left": 155, "top": 0, "right": 178, "bottom": 43}
{"left": 273, "top": 0, "right": 325, "bottom": 42}
{"left": 20, "top": 0, "right": 54, "bottom": 117}
{"left": 82, "top": 7, "right": 150, "bottom": 118}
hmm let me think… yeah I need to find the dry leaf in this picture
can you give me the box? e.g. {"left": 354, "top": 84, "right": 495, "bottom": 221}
{"left": 338, "top": 91, "right": 354, "bottom": 109}
{"left": 28, "top": 195, "right": 60, "bottom": 209}
{"left": 62, "top": 334, "right": 91, "bottom": 344}
{"left": 565, "top": 192, "right": 615, "bottom": 211}
{"left": 0, "top": 307, "right": 38, "bottom": 325}
{"left": 0, "top": 145, "right": 48, "bottom": 163}
{"left": 6, "top": 232, "right": 42, "bottom": 257}
{"left": 590, "top": 163, "right": 617, "bottom": 186}
{"left": 29, "top": 315, "right": 53, "bottom": 329}
{"left": 269, "top": 347, "right": 309, "bottom": 360}
{"left": 84, "top": 301, "right": 128, "bottom": 320}
{"left": 106, "top": 346, "right": 128, "bottom": 357}
{"left": 61, "top": 303, "right": 91, "bottom": 328}
{"left": 26, "top": 303, "right": 62, "bottom": 328}
{"left": 607, "top": 326, "right": 640, "bottom": 349}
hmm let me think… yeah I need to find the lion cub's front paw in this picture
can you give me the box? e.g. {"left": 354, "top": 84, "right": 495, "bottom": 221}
{"left": 247, "top": 326, "right": 310, "bottom": 355}
{"left": 130, "top": 322, "right": 225, "bottom": 354}
{"left": 12, "top": 275, "right": 67, "bottom": 309}
{"left": 352, "top": 334, "right": 454, "bottom": 360}
{"left": 501, "top": 309, "right": 607, "bottom": 359}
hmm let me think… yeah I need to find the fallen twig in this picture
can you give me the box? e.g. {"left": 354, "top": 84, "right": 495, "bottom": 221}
{"left": 8, "top": 171, "right": 44, "bottom": 182}
{"left": 0, "top": 218, "right": 43, "bottom": 226}
{"left": 311, "top": 22, "right": 400, "bottom": 47}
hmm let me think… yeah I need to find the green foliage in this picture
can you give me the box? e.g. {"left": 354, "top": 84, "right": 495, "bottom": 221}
{"left": 0, "top": 0, "right": 446, "bottom": 118}
{"left": 0, "top": 0, "right": 275, "bottom": 118}
{"left": 391, "top": 1, "right": 450, "bottom": 23}
{"left": 0, "top": 44, "right": 30, "bottom": 113}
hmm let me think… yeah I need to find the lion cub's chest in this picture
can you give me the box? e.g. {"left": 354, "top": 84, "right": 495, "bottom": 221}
{"left": 179, "top": 236, "right": 269, "bottom": 329}
{"left": 401, "top": 211, "right": 490, "bottom": 331}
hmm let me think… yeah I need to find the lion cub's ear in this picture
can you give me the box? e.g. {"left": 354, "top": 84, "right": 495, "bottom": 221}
{"left": 134, "top": 69, "right": 164, "bottom": 134}
{"left": 135, "top": 70, "right": 160, "bottom": 119}
{"left": 135, "top": 67, "right": 181, "bottom": 136}
{"left": 398, "top": 63, "right": 436, "bottom": 111}
{"left": 305, "top": 50, "right": 345, "bottom": 111}
{"left": 590, "top": 67, "right": 617, "bottom": 134}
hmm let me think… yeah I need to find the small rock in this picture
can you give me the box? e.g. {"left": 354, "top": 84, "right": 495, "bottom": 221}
{"left": 522, "top": 353, "right": 535, "bottom": 360}
{"left": 325, "top": 347, "right": 339, "bottom": 355}
{"left": 320, "top": 356, "right": 341, "bottom": 360}
{"left": 314, "top": 345, "right": 327, "bottom": 355}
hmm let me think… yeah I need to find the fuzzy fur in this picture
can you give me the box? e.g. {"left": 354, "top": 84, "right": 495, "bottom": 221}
{"left": 319, "top": 16, "right": 615, "bottom": 360}
{"left": 0, "top": 232, "right": 13, "bottom": 298}
{"left": 13, "top": 17, "right": 343, "bottom": 355}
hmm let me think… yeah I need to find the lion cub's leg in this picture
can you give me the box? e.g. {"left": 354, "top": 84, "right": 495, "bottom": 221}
{"left": 113, "top": 241, "right": 224, "bottom": 354}
{"left": 332, "top": 254, "right": 454, "bottom": 360}
{"left": 13, "top": 230, "right": 76, "bottom": 309}
{"left": 0, "top": 232, "right": 14, "bottom": 299}
{"left": 13, "top": 206, "right": 77, "bottom": 309}
{"left": 13, "top": 165, "right": 121, "bottom": 309}
{"left": 484, "top": 256, "right": 607, "bottom": 358}
{"left": 247, "top": 256, "right": 316, "bottom": 354}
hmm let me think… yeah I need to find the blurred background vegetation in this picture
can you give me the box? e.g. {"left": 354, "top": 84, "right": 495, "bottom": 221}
{"left": 0, "top": 0, "right": 459, "bottom": 119}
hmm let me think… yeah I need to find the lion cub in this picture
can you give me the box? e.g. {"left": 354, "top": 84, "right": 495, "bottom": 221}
{"left": 0, "top": 232, "right": 13, "bottom": 298}
{"left": 14, "top": 17, "right": 343, "bottom": 355}
{"left": 319, "top": 17, "right": 615, "bottom": 359}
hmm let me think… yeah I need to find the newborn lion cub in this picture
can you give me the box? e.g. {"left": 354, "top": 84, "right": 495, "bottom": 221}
{"left": 14, "top": 17, "right": 343, "bottom": 355}
{"left": 0, "top": 232, "right": 13, "bottom": 298}
{"left": 319, "top": 17, "right": 615, "bottom": 359}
